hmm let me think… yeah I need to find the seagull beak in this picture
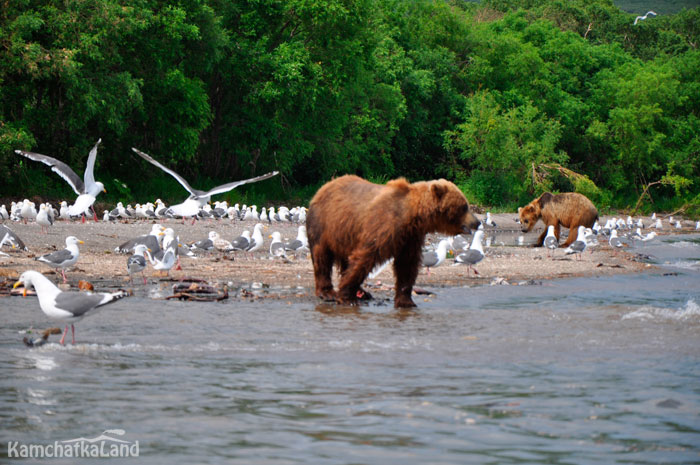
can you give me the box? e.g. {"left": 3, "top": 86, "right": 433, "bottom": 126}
{"left": 103, "top": 187, "right": 107, "bottom": 193}
{"left": 13, "top": 280, "right": 22, "bottom": 289}
{"left": 78, "top": 240, "right": 85, "bottom": 244}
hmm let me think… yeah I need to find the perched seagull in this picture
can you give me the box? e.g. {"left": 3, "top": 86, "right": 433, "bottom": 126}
{"left": 422, "top": 239, "right": 450, "bottom": 276}
{"left": 246, "top": 223, "right": 265, "bottom": 253}
{"left": 36, "top": 204, "right": 54, "bottom": 234}
{"left": 15, "top": 139, "right": 105, "bottom": 220}
{"left": 59, "top": 201, "right": 70, "bottom": 220}
{"left": 211, "top": 231, "right": 234, "bottom": 252}
{"left": 484, "top": 212, "right": 497, "bottom": 227}
{"left": 543, "top": 225, "right": 558, "bottom": 257}
{"left": 145, "top": 244, "right": 177, "bottom": 277}
{"left": 609, "top": 229, "right": 624, "bottom": 254}
{"left": 675, "top": 220, "right": 682, "bottom": 229}
{"left": 696, "top": 221, "right": 700, "bottom": 230}
{"left": 284, "top": 225, "right": 309, "bottom": 252}
{"left": 36, "top": 236, "right": 83, "bottom": 283}
{"left": 0, "top": 204, "right": 8, "bottom": 221}
{"left": 641, "top": 231, "right": 658, "bottom": 242}
{"left": 450, "top": 234, "right": 470, "bottom": 252}
{"left": 231, "top": 230, "right": 251, "bottom": 251}
{"left": 115, "top": 224, "right": 164, "bottom": 254}
{"left": 652, "top": 218, "right": 663, "bottom": 229}
{"left": 455, "top": 230, "right": 485, "bottom": 275}
{"left": 0, "top": 225, "right": 28, "bottom": 250}
{"left": 127, "top": 244, "right": 150, "bottom": 284}
{"left": 269, "top": 231, "right": 289, "bottom": 261}
{"left": 651, "top": 212, "right": 657, "bottom": 220}
{"left": 190, "top": 231, "right": 217, "bottom": 252}
{"left": 132, "top": 148, "right": 278, "bottom": 221}
{"left": 20, "top": 199, "right": 37, "bottom": 224}
{"left": 634, "top": 10, "right": 657, "bottom": 25}
{"left": 14, "top": 270, "right": 128, "bottom": 345}
{"left": 564, "top": 226, "right": 587, "bottom": 260}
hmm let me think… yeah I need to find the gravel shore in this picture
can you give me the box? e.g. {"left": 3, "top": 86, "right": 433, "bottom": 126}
{"left": 0, "top": 213, "right": 666, "bottom": 302}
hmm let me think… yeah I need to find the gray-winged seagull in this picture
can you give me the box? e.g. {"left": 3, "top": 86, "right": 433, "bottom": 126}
{"left": 36, "top": 236, "right": 83, "bottom": 283}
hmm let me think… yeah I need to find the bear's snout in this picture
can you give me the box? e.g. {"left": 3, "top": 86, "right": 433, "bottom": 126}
{"left": 462, "top": 213, "right": 481, "bottom": 233}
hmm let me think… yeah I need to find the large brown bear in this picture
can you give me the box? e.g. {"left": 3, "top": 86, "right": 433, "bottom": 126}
{"left": 307, "top": 175, "right": 481, "bottom": 308}
{"left": 518, "top": 192, "right": 598, "bottom": 247}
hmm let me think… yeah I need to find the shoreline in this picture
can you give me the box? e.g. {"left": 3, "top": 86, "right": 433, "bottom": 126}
{"left": 0, "top": 213, "right": 677, "bottom": 303}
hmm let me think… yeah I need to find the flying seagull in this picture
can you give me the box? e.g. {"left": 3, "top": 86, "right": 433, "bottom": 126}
{"left": 131, "top": 148, "right": 279, "bottom": 220}
{"left": 634, "top": 11, "right": 657, "bottom": 25}
{"left": 15, "top": 139, "right": 105, "bottom": 220}
{"left": 14, "top": 270, "right": 129, "bottom": 345}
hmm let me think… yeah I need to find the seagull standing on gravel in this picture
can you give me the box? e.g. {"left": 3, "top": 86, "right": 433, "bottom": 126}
{"left": 36, "top": 204, "right": 54, "bottom": 234}
{"left": 609, "top": 229, "right": 624, "bottom": 254}
{"left": 36, "top": 236, "right": 83, "bottom": 283}
{"left": 455, "top": 230, "right": 485, "bottom": 275}
{"left": 14, "top": 270, "right": 128, "bottom": 345}
{"left": 564, "top": 226, "right": 587, "bottom": 260}
{"left": 127, "top": 244, "right": 150, "bottom": 284}
{"left": 543, "top": 225, "right": 558, "bottom": 257}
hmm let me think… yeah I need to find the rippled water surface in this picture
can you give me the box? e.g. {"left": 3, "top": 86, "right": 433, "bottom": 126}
{"left": 2, "top": 235, "right": 699, "bottom": 464}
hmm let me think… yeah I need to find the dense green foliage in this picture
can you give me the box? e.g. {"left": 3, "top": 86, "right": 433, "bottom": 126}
{"left": 1, "top": 0, "right": 698, "bottom": 213}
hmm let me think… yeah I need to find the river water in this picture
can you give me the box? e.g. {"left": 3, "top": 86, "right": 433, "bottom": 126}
{"left": 1, "top": 234, "right": 699, "bottom": 464}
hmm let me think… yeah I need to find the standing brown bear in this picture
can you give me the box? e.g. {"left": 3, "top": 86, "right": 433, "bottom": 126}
{"left": 518, "top": 192, "right": 598, "bottom": 247}
{"left": 307, "top": 175, "right": 481, "bottom": 308}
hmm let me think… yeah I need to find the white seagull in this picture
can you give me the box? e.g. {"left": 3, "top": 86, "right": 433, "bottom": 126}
{"left": 246, "top": 223, "right": 265, "bottom": 253}
{"left": 564, "top": 226, "right": 587, "bottom": 260}
{"left": 127, "top": 244, "right": 150, "bottom": 284}
{"left": 634, "top": 11, "right": 657, "bottom": 25}
{"left": 36, "top": 204, "right": 54, "bottom": 234}
{"left": 543, "top": 225, "right": 558, "bottom": 257}
{"left": 15, "top": 139, "right": 105, "bottom": 220}
{"left": 36, "top": 236, "right": 83, "bottom": 283}
{"left": 132, "top": 148, "right": 278, "bottom": 221}
{"left": 421, "top": 238, "right": 450, "bottom": 275}
{"left": 14, "top": 270, "right": 128, "bottom": 345}
{"left": 455, "top": 230, "right": 485, "bottom": 275}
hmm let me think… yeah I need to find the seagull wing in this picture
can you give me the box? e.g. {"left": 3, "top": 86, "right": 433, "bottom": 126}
{"left": 202, "top": 171, "right": 279, "bottom": 197}
{"left": 0, "top": 225, "right": 28, "bottom": 251}
{"left": 14, "top": 150, "right": 84, "bottom": 195}
{"left": 132, "top": 148, "right": 196, "bottom": 196}
{"left": 83, "top": 139, "right": 102, "bottom": 189}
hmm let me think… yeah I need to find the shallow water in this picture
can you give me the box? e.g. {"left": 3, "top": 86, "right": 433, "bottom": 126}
{"left": 1, "top": 235, "right": 699, "bottom": 464}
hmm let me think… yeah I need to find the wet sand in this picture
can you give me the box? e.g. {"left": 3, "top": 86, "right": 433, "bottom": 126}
{"left": 0, "top": 213, "right": 665, "bottom": 301}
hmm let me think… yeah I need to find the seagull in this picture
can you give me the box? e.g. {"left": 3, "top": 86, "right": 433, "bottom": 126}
{"left": 14, "top": 270, "right": 128, "bottom": 345}
{"left": 211, "top": 231, "right": 234, "bottom": 252}
{"left": 284, "top": 225, "right": 309, "bottom": 252}
{"left": 231, "top": 230, "right": 251, "bottom": 251}
{"left": 484, "top": 212, "right": 497, "bottom": 227}
{"left": 20, "top": 199, "right": 37, "bottom": 224}
{"left": 0, "top": 204, "right": 8, "bottom": 221}
{"left": 675, "top": 220, "right": 682, "bottom": 229}
{"left": 269, "top": 231, "right": 289, "bottom": 261}
{"left": 543, "top": 225, "right": 558, "bottom": 257}
{"left": 0, "top": 225, "right": 28, "bottom": 251}
{"left": 15, "top": 139, "right": 105, "bottom": 220}
{"left": 115, "top": 224, "right": 164, "bottom": 254}
{"left": 422, "top": 239, "right": 450, "bottom": 275}
{"left": 696, "top": 221, "right": 700, "bottom": 230}
{"left": 190, "top": 231, "right": 217, "bottom": 253}
{"left": 145, "top": 244, "right": 177, "bottom": 277}
{"left": 127, "top": 244, "right": 150, "bottom": 284}
{"left": 450, "top": 234, "right": 470, "bottom": 252}
{"left": 609, "top": 229, "right": 624, "bottom": 254}
{"left": 652, "top": 218, "right": 663, "bottom": 229}
{"left": 36, "top": 236, "right": 83, "bottom": 283}
{"left": 455, "top": 230, "right": 485, "bottom": 275}
{"left": 641, "top": 231, "right": 658, "bottom": 242}
{"left": 246, "top": 223, "right": 265, "bottom": 253}
{"left": 564, "top": 226, "right": 587, "bottom": 260}
{"left": 131, "top": 148, "right": 279, "bottom": 221}
{"left": 36, "top": 204, "right": 54, "bottom": 234}
{"left": 634, "top": 10, "right": 657, "bottom": 25}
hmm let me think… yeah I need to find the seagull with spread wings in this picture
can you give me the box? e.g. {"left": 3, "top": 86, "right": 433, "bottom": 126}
{"left": 15, "top": 139, "right": 105, "bottom": 221}
{"left": 131, "top": 148, "right": 278, "bottom": 221}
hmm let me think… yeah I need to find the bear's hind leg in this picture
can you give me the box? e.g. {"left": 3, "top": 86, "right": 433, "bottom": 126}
{"left": 393, "top": 245, "right": 421, "bottom": 308}
{"left": 337, "top": 251, "right": 375, "bottom": 305}
{"left": 560, "top": 224, "right": 579, "bottom": 247}
{"left": 312, "top": 244, "right": 336, "bottom": 300}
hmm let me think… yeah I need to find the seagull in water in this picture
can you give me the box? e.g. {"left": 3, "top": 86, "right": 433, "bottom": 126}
{"left": 131, "top": 148, "right": 278, "bottom": 222}
{"left": 14, "top": 270, "right": 128, "bottom": 345}
{"left": 36, "top": 236, "right": 83, "bottom": 283}
{"left": 15, "top": 140, "right": 105, "bottom": 221}
{"left": 455, "top": 230, "right": 485, "bottom": 275}
{"left": 564, "top": 226, "right": 587, "bottom": 260}
{"left": 634, "top": 10, "right": 657, "bottom": 25}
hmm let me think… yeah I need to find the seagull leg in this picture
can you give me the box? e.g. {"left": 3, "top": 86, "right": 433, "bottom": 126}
{"left": 71, "top": 324, "right": 76, "bottom": 344}
{"left": 175, "top": 256, "right": 182, "bottom": 271}
{"left": 59, "top": 325, "right": 69, "bottom": 345}
{"left": 142, "top": 273, "right": 147, "bottom": 284}
{"left": 61, "top": 269, "right": 68, "bottom": 283}
{"left": 81, "top": 214, "right": 86, "bottom": 224}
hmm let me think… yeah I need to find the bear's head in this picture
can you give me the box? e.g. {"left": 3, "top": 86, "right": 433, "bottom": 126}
{"left": 426, "top": 180, "right": 481, "bottom": 235}
{"left": 518, "top": 203, "right": 541, "bottom": 232}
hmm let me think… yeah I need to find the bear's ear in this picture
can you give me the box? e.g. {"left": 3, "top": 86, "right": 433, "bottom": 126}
{"left": 431, "top": 183, "right": 447, "bottom": 200}
{"left": 517, "top": 207, "right": 522, "bottom": 214}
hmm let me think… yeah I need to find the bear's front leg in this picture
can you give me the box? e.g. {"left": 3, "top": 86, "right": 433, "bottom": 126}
{"left": 393, "top": 244, "right": 421, "bottom": 308}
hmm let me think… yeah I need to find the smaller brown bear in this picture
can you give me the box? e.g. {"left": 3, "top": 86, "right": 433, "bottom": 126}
{"left": 518, "top": 192, "right": 598, "bottom": 247}
{"left": 307, "top": 175, "right": 481, "bottom": 308}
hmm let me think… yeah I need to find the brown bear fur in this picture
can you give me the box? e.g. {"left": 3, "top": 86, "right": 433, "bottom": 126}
{"left": 518, "top": 192, "right": 598, "bottom": 247}
{"left": 307, "top": 175, "right": 481, "bottom": 308}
